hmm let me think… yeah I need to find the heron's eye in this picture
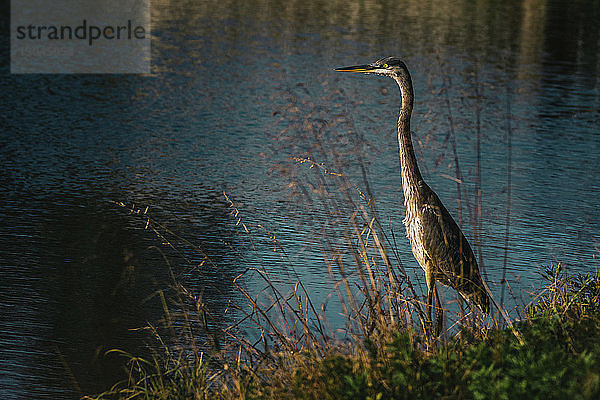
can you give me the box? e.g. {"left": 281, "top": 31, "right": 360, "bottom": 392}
{"left": 383, "top": 63, "right": 389, "bottom": 68}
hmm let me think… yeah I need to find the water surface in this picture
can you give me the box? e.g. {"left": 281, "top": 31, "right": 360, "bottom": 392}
{"left": 1, "top": 0, "right": 599, "bottom": 398}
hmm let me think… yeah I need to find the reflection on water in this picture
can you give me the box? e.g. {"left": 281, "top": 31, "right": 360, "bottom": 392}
{"left": 1, "top": 0, "right": 599, "bottom": 398}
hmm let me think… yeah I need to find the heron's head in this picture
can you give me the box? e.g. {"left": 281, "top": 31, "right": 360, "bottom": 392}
{"left": 335, "top": 56, "right": 409, "bottom": 79}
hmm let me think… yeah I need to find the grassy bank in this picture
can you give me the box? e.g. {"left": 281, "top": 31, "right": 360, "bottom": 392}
{"left": 87, "top": 203, "right": 600, "bottom": 400}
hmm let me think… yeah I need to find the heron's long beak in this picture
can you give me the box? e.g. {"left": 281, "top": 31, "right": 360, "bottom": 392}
{"left": 334, "top": 64, "right": 376, "bottom": 73}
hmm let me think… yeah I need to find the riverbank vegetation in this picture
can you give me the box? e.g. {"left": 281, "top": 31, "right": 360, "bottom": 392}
{"left": 86, "top": 200, "right": 600, "bottom": 400}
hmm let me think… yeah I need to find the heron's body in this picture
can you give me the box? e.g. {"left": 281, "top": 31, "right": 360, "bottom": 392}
{"left": 336, "top": 57, "right": 489, "bottom": 332}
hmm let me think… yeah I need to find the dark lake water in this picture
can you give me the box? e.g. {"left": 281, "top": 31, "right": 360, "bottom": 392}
{"left": 2, "top": 0, "right": 600, "bottom": 398}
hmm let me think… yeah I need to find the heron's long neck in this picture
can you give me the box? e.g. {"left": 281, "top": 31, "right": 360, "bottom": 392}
{"left": 395, "top": 75, "right": 423, "bottom": 199}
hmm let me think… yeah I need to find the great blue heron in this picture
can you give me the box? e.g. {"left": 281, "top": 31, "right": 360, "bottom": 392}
{"left": 335, "top": 56, "right": 489, "bottom": 334}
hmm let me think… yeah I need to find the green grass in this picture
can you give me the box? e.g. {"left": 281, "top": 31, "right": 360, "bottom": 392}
{"left": 86, "top": 206, "right": 600, "bottom": 400}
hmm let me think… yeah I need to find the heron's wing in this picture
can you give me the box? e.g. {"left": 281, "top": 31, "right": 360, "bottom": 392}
{"left": 419, "top": 193, "right": 482, "bottom": 293}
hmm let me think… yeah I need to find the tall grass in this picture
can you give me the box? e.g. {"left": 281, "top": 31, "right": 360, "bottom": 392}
{"left": 85, "top": 205, "right": 600, "bottom": 399}
{"left": 89, "top": 169, "right": 600, "bottom": 399}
